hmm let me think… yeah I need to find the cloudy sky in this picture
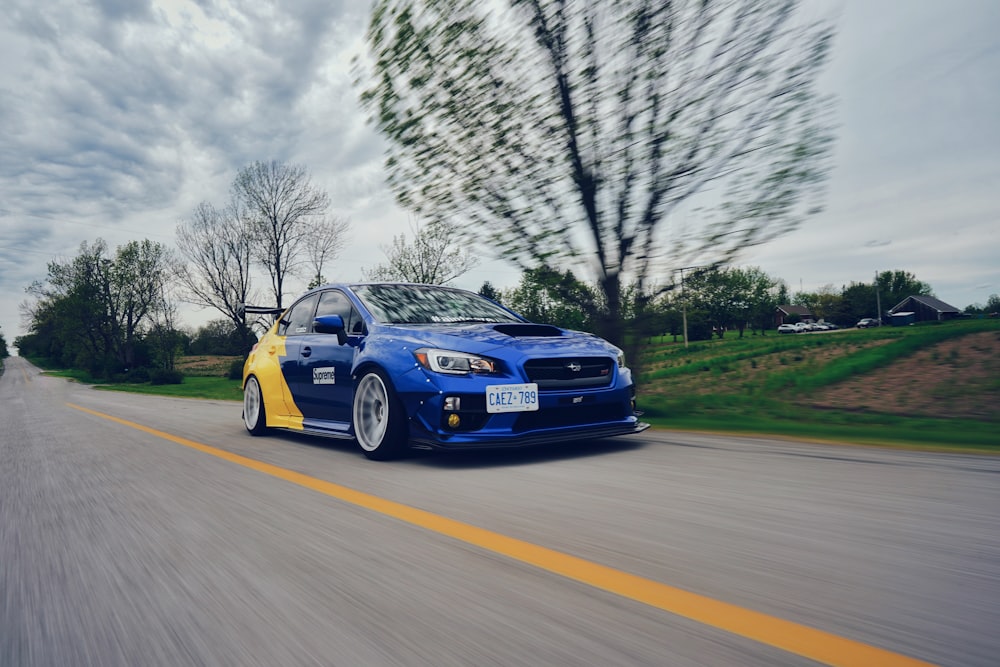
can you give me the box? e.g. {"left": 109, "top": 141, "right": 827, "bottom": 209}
{"left": 1, "top": 0, "right": 998, "bottom": 347}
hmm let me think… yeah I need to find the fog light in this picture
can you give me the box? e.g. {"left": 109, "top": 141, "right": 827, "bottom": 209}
{"left": 447, "top": 413, "right": 461, "bottom": 428}
{"left": 444, "top": 396, "right": 461, "bottom": 411}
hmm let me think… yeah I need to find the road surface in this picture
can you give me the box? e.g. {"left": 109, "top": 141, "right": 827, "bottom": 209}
{"left": 2, "top": 356, "right": 998, "bottom": 666}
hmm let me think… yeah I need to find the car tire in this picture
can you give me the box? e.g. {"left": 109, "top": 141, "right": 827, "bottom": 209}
{"left": 353, "top": 369, "right": 407, "bottom": 460}
{"left": 243, "top": 375, "right": 268, "bottom": 436}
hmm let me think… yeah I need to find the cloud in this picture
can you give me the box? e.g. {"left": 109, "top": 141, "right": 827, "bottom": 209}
{"left": 1, "top": 0, "right": 998, "bottom": 345}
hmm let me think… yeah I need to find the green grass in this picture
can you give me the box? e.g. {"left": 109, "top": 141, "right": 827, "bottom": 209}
{"left": 95, "top": 376, "right": 243, "bottom": 401}
{"left": 35, "top": 365, "right": 242, "bottom": 401}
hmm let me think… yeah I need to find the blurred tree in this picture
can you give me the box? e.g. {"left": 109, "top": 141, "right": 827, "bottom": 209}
{"left": 357, "top": 0, "right": 835, "bottom": 360}
{"left": 233, "top": 161, "right": 331, "bottom": 309}
{"left": 363, "top": 219, "right": 478, "bottom": 284}
{"left": 0, "top": 326, "right": 8, "bottom": 358}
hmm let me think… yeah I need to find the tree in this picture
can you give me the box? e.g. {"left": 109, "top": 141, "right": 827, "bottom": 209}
{"left": 111, "top": 240, "right": 175, "bottom": 367}
{"left": 837, "top": 281, "right": 876, "bottom": 325}
{"left": 744, "top": 268, "right": 783, "bottom": 335}
{"left": 363, "top": 219, "right": 478, "bottom": 284}
{"left": 233, "top": 160, "right": 331, "bottom": 309}
{"left": 305, "top": 216, "right": 352, "bottom": 289}
{"left": 478, "top": 281, "right": 501, "bottom": 302}
{"left": 964, "top": 294, "right": 1000, "bottom": 315}
{"left": 877, "top": 270, "right": 932, "bottom": 312}
{"left": 357, "top": 0, "right": 835, "bottom": 358}
{"left": 176, "top": 201, "right": 258, "bottom": 352}
{"left": 680, "top": 266, "right": 779, "bottom": 338}
{"left": 503, "top": 267, "right": 596, "bottom": 331}
{"left": 0, "top": 326, "right": 8, "bottom": 359}
{"left": 793, "top": 284, "right": 842, "bottom": 322}
{"left": 19, "top": 239, "right": 174, "bottom": 375}
{"left": 834, "top": 271, "right": 933, "bottom": 325}
{"left": 189, "top": 319, "right": 248, "bottom": 356}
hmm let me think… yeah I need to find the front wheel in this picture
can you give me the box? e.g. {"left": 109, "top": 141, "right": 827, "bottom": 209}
{"left": 353, "top": 370, "right": 407, "bottom": 460}
{"left": 243, "top": 375, "right": 268, "bottom": 435}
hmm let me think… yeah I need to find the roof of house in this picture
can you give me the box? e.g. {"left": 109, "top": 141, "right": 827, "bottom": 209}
{"left": 776, "top": 305, "right": 813, "bottom": 316}
{"left": 889, "top": 295, "right": 960, "bottom": 314}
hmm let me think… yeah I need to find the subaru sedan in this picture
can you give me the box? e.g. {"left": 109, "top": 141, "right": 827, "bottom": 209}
{"left": 242, "top": 283, "right": 648, "bottom": 459}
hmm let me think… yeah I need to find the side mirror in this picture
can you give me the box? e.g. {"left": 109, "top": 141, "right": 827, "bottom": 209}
{"left": 314, "top": 315, "right": 347, "bottom": 345}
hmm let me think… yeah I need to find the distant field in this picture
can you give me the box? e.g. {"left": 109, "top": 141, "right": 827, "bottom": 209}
{"left": 638, "top": 319, "right": 999, "bottom": 450}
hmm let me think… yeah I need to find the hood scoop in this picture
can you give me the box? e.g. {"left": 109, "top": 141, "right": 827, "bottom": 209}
{"left": 493, "top": 323, "right": 563, "bottom": 338}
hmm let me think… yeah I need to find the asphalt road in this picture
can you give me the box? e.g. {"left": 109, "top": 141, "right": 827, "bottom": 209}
{"left": 2, "top": 356, "right": 998, "bottom": 667}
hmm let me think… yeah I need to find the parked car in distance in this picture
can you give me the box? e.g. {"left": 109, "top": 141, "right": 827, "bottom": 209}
{"left": 777, "top": 323, "right": 798, "bottom": 334}
{"left": 856, "top": 318, "right": 880, "bottom": 328}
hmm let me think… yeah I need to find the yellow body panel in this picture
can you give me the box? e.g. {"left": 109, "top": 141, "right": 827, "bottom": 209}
{"left": 243, "top": 328, "right": 305, "bottom": 431}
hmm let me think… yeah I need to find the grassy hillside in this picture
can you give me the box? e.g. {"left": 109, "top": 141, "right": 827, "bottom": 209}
{"left": 637, "top": 319, "right": 999, "bottom": 450}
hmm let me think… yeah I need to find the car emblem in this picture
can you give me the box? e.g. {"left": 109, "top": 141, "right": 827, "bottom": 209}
{"left": 566, "top": 362, "right": 582, "bottom": 372}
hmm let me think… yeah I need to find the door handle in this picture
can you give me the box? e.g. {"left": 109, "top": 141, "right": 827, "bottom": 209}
{"left": 301, "top": 347, "right": 312, "bottom": 358}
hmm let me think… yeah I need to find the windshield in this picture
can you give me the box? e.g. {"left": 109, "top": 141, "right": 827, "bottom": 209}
{"left": 353, "top": 284, "right": 523, "bottom": 325}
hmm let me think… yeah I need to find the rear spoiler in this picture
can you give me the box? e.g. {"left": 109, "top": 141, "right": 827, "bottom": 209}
{"left": 239, "top": 304, "right": 285, "bottom": 316}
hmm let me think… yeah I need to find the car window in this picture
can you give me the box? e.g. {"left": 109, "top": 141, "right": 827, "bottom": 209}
{"left": 278, "top": 294, "right": 318, "bottom": 336}
{"left": 353, "top": 284, "right": 522, "bottom": 324}
{"left": 316, "top": 289, "right": 366, "bottom": 335}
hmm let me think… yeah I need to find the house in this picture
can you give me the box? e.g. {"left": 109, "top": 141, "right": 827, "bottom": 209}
{"left": 775, "top": 304, "right": 813, "bottom": 327}
{"left": 889, "top": 295, "right": 961, "bottom": 322}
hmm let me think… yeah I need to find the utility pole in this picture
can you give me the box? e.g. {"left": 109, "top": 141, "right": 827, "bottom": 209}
{"left": 874, "top": 270, "right": 882, "bottom": 325}
{"left": 675, "top": 265, "right": 706, "bottom": 348}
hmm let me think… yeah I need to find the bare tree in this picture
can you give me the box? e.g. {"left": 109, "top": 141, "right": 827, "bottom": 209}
{"left": 363, "top": 219, "right": 478, "bottom": 284}
{"left": 305, "top": 216, "right": 352, "bottom": 289}
{"left": 175, "top": 201, "right": 258, "bottom": 350}
{"left": 233, "top": 160, "right": 331, "bottom": 308}
{"left": 357, "top": 0, "right": 835, "bottom": 352}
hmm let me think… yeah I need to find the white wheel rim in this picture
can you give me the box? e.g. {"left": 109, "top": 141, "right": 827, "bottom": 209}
{"left": 354, "top": 374, "right": 389, "bottom": 451}
{"left": 244, "top": 377, "right": 261, "bottom": 430}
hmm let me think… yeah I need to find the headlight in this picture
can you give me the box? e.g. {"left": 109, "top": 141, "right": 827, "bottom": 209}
{"left": 414, "top": 348, "right": 496, "bottom": 375}
{"left": 614, "top": 348, "right": 625, "bottom": 368}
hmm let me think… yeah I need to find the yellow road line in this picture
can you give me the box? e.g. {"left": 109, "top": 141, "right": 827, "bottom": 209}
{"left": 67, "top": 402, "right": 938, "bottom": 667}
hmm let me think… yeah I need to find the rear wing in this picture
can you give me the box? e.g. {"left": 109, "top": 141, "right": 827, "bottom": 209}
{"left": 239, "top": 304, "right": 286, "bottom": 316}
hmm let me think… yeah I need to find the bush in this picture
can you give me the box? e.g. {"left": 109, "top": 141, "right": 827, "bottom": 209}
{"left": 150, "top": 369, "right": 184, "bottom": 385}
{"left": 126, "top": 367, "right": 151, "bottom": 383}
{"left": 227, "top": 358, "right": 245, "bottom": 380}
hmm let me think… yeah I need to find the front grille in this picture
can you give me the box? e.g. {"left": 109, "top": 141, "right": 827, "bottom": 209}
{"left": 523, "top": 357, "right": 614, "bottom": 390}
{"left": 513, "top": 402, "right": 627, "bottom": 431}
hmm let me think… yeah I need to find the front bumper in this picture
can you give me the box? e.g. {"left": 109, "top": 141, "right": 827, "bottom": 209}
{"left": 408, "top": 419, "right": 651, "bottom": 451}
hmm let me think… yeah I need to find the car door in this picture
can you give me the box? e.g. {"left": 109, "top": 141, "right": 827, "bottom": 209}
{"left": 288, "top": 289, "right": 362, "bottom": 425}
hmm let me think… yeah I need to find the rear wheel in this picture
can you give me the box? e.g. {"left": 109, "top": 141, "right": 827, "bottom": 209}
{"left": 243, "top": 375, "right": 267, "bottom": 435}
{"left": 353, "top": 370, "right": 407, "bottom": 460}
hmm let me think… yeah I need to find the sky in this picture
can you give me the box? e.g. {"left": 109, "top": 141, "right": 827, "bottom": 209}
{"left": 1, "top": 0, "right": 998, "bottom": 349}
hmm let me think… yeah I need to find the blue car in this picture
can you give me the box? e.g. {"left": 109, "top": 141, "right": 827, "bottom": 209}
{"left": 242, "top": 283, "right": 648, "bottom": 459}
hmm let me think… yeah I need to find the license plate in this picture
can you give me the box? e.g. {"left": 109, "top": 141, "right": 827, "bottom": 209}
{"left": 485, "top": 383, "right": 539, "bottom": 413}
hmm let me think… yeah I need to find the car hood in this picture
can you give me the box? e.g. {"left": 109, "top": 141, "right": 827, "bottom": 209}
{"left": 377, "top": 322, "right": 619, "bottom": 358}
